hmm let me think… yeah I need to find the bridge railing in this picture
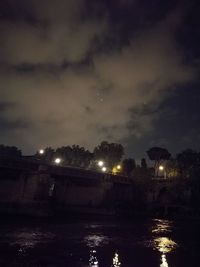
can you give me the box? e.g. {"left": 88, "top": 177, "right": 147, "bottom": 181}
{"left": 0, "top": 156, "right": 132, "bottom": 184}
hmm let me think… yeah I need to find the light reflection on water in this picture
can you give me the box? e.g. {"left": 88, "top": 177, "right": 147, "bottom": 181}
{"left": 151, "top": 219, "right": 178, "bottom": 267}
{"left": 85, "top": 219, "right": 178, "bottom": 267}
{"left": 153, "top": 236, "right": 177, "bottom": 253}
{"left": 112, "top": 252, "right": 121, "bottom": 267}
{"left": 8, "top": 229, "right": 55, "bottom": 258}
{"left": 152, "top": 219, "right": 173, "bottom": 234}
{"left": 84, "top": 234, "right": 109, "bottom": 248}
{"left": 88, "top": 249, "right": 122, "bottom": 267}
{"left": 160, "top": 254, "right": 169, "bottom": 267}
{"left": 89, "top": 250, "right": 99, "bottom": 267}
{"left": 0, "top": 219, "right": 186, "bottom": 267}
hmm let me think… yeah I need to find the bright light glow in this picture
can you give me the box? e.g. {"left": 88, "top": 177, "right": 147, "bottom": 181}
{"left": 159, "top": 165, "right": 164, "bottom": 171}
{"left": 112, "top": 167, "right": 117, "bottom": 175}
{"left": 54, "top": 158, "right": 61, "bottom": 164}
{"left": 116, "top": 165, "right": 121, "bottom": 170}
{"left": 152, "top": 219, "right": 171, "bottom": 234}
{"left": 160, "top": 254, "right": 169, "bottom": 267}
{"left": 89, "top": 250, "right": 99, "bottom": 267}
{"left": 102, "top": 167, "right": 107, "bottom": 172}
{"left": 154, "top": 237, "right": 177, "bottom": 253}
{"left": 98, "top": 161, "right": 104, "bottom": 167}
{"left": 39, "top": 149, "right": 44, "bottom": 155}
{"left": 112, "top": 252, "right": 121, "bottom": 267}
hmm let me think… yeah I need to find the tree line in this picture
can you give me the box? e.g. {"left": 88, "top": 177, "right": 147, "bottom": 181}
{"left": 1, "top": 143, "right": 200, "bottom": 179}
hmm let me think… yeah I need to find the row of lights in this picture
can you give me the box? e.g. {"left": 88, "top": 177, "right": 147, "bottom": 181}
{"left": 39, "top": 150, "right": 121, "bottom": 172}
{"left": 40, "top": 150, "right": 166, "bottom": 176}
{"left": 97, "top": 160, "right": 107, "bottom": 172}
{"left": 98, "top": 160, "right": 122, "bottom": 174}
{"left": 39, "top": 149, "right": 62, "bottom": 165}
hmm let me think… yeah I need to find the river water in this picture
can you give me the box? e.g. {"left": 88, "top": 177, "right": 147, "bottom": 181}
{"left": 0, "top": 218, "right": 199, "bottom": 266}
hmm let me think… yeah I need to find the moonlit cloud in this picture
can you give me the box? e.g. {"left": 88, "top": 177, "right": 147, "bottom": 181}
{"left": 0, "top": 0, "right": 197, "bottom": 155}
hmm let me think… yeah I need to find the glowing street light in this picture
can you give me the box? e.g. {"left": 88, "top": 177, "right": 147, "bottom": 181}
{"left": 98, "top": 160, "right": 104, "bottom": 167}
{"left": 102, "top": 167, "right": 107, "bottom": 172}
{"left": 116, "top": 165, "right": 121, "bottom": 170}
{"left": 159, "top": 165, "right": 164, "bottom": 171}
{"left": 39, "top": 149, "right": 44, "bottom": 155}
{"left": 112, "top": 165, "right": 121, "bottom": 175}
{"left": 54, "top": 158, "right": 62, "bottom": 165}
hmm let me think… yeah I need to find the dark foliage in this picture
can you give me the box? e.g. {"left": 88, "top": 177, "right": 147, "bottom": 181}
{"left": 0, "top": 144, "right": 21, "bottom": 158}
{"left": 147, "top": 147, "right": 171, "bottom": 176}
{"left": 141, "top": 158, "right": 147, "bottom": 169}
{"left": 93, "top": 141, "right": 124, "bottom": 170}
{"left": 122, "top": 158, "right": 136, "bottom": 176}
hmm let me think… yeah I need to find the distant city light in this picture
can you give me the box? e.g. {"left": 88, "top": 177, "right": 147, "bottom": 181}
{"left": 116, "top": 165, "right": 121, "bottom": 170}
{"left": 102, "top": 167, "right": 107, "bottom": 172}
{"left": 39, "top": 149, "right": 44, "bottom": 155}
{"left": 54, "top": 158, "right": 61, "bottom": 164}
{"left": 159, "top": 165, "right": 164, "bottom": 171}
{"left": 98, "top": 160, "right": 104, "bottom": 167}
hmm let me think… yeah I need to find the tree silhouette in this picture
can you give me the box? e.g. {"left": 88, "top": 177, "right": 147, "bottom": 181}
{"left": 176, "top": 149, "right": 198, "bottom": 177}
{"left": 41, "top": 147, "right": 55, "bottom": 162}
{"left": 141, "top": 158, "right": 147, "bottom": 169}
{"left": 0, "top": 145, "right": 21, "bottom": 158}
{"left": 122, "top": 158, "right": 136, "bottom": 176}
{"left": 147, "top": 147, "right": 171, "bottom": 176}
{"left": 165, "top": 158, "right": 179, "bottom": 178}
{"left": 93, "top": 141, "right": 124, "bottom": 170}
{"left": 55, "top": 145, "right": 93, "bottom": 168}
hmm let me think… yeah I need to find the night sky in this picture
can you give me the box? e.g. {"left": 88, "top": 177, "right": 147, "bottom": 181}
{"left": 0, "top": 0, "right": 199, "bottom": 159}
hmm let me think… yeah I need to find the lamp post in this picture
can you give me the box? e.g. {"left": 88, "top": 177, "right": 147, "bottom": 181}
{"left": 117, "top": 165, "right": 121, "bottom": 170}
{"left": 159, "top": 165, "right": 164, "bottom": 171}
{"left": 102, "top": 167, "right": 107, "bottom": 172}
{"left": 159, "top": 165, "right": 166, "bottom": 178}
{"left": 98, "top": 160, "right": 104, "bottom": 167}
{"left": 39, "top": 149, "right": 44, "bottom": 155}
{"left": 54, "top": 158, "right": 62, "bottom": 165}
{"left": 112, "top": 165, "right": 122, "bottom": 175}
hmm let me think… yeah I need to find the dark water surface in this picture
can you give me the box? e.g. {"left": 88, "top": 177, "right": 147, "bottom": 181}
{"left": 0, "top": 217, "right": 199, "bottom": 266}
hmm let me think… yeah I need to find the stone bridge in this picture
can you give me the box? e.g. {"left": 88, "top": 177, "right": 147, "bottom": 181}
{"left": 0, "top": 156, "right": 133, "bottom": 217}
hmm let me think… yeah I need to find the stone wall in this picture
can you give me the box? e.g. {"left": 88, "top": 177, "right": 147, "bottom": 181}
{"left": 0, "top": 158, "right": 134, "bottom": 216}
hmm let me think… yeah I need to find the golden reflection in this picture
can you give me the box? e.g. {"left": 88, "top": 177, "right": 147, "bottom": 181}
{"left": 153, "top": 236, "right": 177, "bottom": 267}
{"left": 151, "top": 220, "right": 178, "bottom": 267}
{"left": 152, "top": 219, "right": 172, "bottom": 234}
{"left": 10, "top": 230, "right": 55, "bottom": 253}
{"left": 154, "top": 237, "right": 177, "bottom": 253}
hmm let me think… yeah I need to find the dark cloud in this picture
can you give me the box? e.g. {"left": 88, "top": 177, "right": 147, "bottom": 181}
{"left": 0, "top": 0, "right": 199, "bottom": 156}
{"left": 0, "top": 118, "right": 29, "bottom": 131}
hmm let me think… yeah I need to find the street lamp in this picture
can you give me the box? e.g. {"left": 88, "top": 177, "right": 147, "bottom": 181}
{"left": 54, "top": 158, "right": 62, "bottom": 165}
{"left": 98, "top": 160, "right": 104, "bottom": 167}
{"left": 102, "top": 167, "right": 107, "bottom": 172}
{"left": 158, "top": 165, "right": 167, "bottom": 179}
{"left": 116, "top": 165, "right": 121, "bottom": 170}
{"left": 159, "top": 165, "right": 164, "bottom": 171}
{"left": 39, "top": 149, "right": 44, "bottom": 155}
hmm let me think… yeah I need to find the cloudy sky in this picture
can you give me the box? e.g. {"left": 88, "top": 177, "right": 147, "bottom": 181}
{"left": 0, "top": 0, "right": 199, "bottom": 158}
